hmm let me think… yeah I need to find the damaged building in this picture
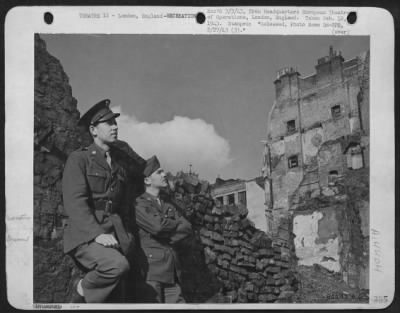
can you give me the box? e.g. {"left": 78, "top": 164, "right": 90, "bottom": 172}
{"left": 211, "top": 177, "right": 267, "bottom": 231}
{"left": 262, "top": 46, "right": 370, "bottom": 289}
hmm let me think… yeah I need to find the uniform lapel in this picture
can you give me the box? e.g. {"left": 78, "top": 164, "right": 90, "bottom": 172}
{"left": 159, "top": 198, "right": 168, "bottom": 215}
{"left": 89, "top": 143, "right": 110, "bottom": 171}
{"left": 144, "top": 192, "right": 163, "bottom": 214}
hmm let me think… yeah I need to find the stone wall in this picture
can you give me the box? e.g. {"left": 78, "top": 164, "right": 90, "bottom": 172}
{"left": 34, "top": 34, "right": 81, "bottom": 241}
{"left": 167, "top": 172, "right": 298, "bottom": 303}
{"left": 34, "top": 34, "right": 83, "bottom": 302}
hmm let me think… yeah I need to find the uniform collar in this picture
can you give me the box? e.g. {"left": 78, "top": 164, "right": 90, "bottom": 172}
{"left": 89, "top": 142, "right": 111, "bottom": 158}
{"left": 88, "top": 142, "right": 112, "bottom": 170}
{"left": 142, "top": 191, "right": 162, "bottom": 207}
{"left": 143, "top": 191, "right": 160, "bottom": 201}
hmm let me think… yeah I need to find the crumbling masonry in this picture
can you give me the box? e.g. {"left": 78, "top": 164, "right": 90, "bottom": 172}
{"left": 263, "top": 46, "right": 370, "bottom": 289}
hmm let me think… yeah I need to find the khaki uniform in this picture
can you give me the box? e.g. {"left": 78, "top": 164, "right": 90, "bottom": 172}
{"left": 63, "top": 142, "right": 139, "bottom": 302}
{"left": 134, "top": 192, "right": 192, "bottom": 303}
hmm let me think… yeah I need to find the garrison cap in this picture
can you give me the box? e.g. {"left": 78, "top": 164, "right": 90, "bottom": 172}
{"left": 143, "top": 155, "right": 161, "bottom": 177}
{"left": 78, "top": 99, "right": 120, "bottom": 128}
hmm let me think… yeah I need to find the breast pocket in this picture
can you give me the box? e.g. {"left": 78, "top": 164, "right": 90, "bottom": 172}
{"left": 87, "top": 170, "right": 108, "bottom": 193}
{"left": 146, "top": 247, "right": 166, "bottom": 263}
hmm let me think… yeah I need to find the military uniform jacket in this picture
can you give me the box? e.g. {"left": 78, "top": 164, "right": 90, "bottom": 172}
{"left": 62, "top": 143, "right": 134, "bottom": 255}
{"left": 135, "top": 192, "right": 192, "bottom": 284}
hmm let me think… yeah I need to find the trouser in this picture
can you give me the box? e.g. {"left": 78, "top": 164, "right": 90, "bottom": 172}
{"left": 74, "top": 242, "right": 130, "bottom": 303}
{"left": 139, "top": 280, "right": 185, "bottom": 303}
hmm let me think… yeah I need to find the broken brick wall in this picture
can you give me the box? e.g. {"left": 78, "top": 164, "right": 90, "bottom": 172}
{"left": 165, "top": 173, "right": 299, "bottom": 303}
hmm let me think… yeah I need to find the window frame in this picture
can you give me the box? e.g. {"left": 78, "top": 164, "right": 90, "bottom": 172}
{"left": 286, "top": 119, "right": 296, "bottom": 134}
{"left": 331, "top": 104, "right": 342, "bottom": 119}
{"left": 227, "top": 193, "right": 235, "bottom": 205}
{"left": 216, "top": 196, "right": 224, "bottom": 204}
{"left": 238, "top": 191, "right": 247, "bottom": 206}
{"left": 288, "top": 155, "right": 299, "bottom": 169}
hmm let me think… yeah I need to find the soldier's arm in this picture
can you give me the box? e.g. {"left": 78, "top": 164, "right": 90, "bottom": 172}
{"left": 135, "top": 200, "right": 179, "bottom": 238}
{"left": 169, "top": 208, "right": 193, "bottom": 244}
{"left": 62, "top": 152, "right": 104, "bottom": 243}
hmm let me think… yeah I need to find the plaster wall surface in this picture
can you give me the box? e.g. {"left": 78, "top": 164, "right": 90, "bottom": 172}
{"left": 302, "top": 127, "right": 325, "bottom": 166}
{"left": 271, "top": 140, "right": 285, "bottom": 156}
{"left": 284, "top": 133, "right": 301, "bottom": 157}
{"left": 322, "top": 117, "right": 351, "bottom": 141}
{"left": 272, "top": 177, "right": 289, "bottom": 210}
{"left": 293, "top": 210, "right": 340, "bottom": 272}
{"left": 269, "top": 105, "right": 299, "bottom": 140}
{"left": 301, "top": 85, "right": 349, "bottom": 131}
{"left": 318, "top": 142, "right": 346, "bottom": 187}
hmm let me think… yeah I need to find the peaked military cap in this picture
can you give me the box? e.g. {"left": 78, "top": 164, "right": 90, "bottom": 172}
{"left": 78, "top": 99, "right": 120, "bottom": 128}
{"left": 143, "top": 155, "right": 161, "bottom": 177}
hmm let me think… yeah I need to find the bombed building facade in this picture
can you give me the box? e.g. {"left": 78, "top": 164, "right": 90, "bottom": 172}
{"left": 262, "top": 47, "right": 370, "bottom": 289}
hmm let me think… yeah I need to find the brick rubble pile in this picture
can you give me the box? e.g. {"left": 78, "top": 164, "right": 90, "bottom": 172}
{"left": 165, "top": 172, "right": 298, "bottom": 303}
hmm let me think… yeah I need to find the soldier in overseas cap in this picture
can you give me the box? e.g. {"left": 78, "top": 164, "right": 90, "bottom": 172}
{"left": 62, "top": 99, "right": 137, "bottom": 303}
{"left": 134, "top": 156, "right": 192, "bottom": 303}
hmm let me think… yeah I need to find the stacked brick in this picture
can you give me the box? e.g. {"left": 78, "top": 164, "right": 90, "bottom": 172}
{"left": 166, "top": 172, "right": 298, "bottom": 303}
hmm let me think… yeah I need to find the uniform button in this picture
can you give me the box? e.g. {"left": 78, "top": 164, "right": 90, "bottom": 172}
{"left": 110, "top": 187, "right": 114, "bottom": 191}
{"left": 149, "top": 254, "right": 153, "bottom": 258}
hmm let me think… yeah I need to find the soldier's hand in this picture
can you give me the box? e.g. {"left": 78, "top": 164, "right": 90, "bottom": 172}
{"left": 166, "top": 207, "right": 176, "bottom": 218}
{"left": 95, "top": 234, "right": 119, "bottom": 248}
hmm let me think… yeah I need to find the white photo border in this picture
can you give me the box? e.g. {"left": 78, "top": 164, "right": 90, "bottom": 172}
{"left": 4, "top": 6, "right": 395, "bottom": 310}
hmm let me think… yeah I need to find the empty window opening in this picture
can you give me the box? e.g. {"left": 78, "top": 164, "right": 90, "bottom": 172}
{"left": 331, "top": 105, "right": 341, "bottom": 119}
{"left": 287, "top": 120, "right": 296, "bottom": 134}
{"left": 227, "top": 193, "right": 235, "bottom": 205}
{"left": 238, "top": 191, "right": 247, "bottom": 206}
{"left": 288, "top": 155, "right": 299, "bottom": 168}
{"left": 328, "top": 170, "right": 339, "bottom": 185}
{"left": 345, "top": 144, "right": 364, "bottom": 170}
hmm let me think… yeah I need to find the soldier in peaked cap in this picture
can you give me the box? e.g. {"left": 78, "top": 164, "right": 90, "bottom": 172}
{"left": 62, "top": 99, "right": 144, "bottom": 303}
{"left": 134, "top": 156, "right": 192, "bottom": 303}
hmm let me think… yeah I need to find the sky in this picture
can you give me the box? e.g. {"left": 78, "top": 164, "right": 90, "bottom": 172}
{"left": 40, "top": 34, "right": 369, "bottom": 182}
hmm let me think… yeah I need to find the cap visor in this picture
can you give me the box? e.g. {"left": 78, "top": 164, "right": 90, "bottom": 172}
{"left": 97, "top": 112, "right": 120, "bottom": 123}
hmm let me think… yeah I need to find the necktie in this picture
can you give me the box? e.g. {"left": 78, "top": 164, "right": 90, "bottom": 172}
{"left": 105, "top": 151, "right": 112, "bottom": 168}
